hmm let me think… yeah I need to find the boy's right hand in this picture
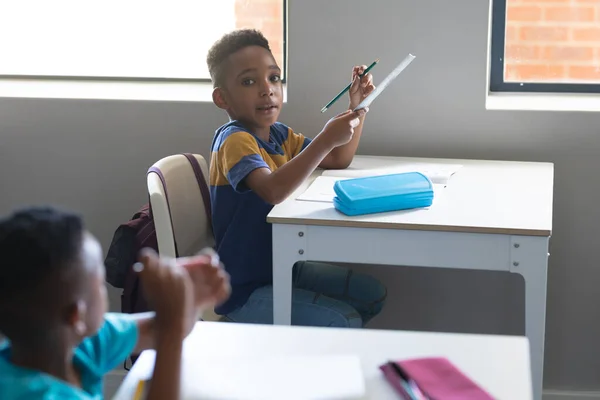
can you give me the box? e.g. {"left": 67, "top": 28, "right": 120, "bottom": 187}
{"left": 180, "top": 248, "right": 231, "bottom": 311}
{"left": 137, "top": 249, "right": 194, "bottom": 338}
{"left": 318, "top": 108, "right": 369, "bottom": 149}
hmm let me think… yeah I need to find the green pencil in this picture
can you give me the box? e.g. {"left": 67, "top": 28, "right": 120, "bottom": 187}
{"left": 320, "top": 59, "right": 379, "bottom": 113}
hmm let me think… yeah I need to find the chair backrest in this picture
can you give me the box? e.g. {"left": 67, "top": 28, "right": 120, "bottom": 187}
{"left": 147, "top": 153, "right": 214, "bottom": 259}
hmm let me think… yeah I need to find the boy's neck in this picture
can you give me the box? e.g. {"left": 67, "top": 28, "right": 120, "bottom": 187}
{"left": 11, "top": 339, "right": 79, "bottom": 385}
{"left": 255, "top": 129, "right": 270, "bottom": 142}
{"left": 231, "top": 118, "right": 270, "bottom": 141}
{"left": 246, "top": 124, "right": 270, "bottom": 142}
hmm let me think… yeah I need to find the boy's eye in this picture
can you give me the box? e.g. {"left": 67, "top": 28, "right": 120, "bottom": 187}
{"left": 270, "top": 74, "right": 281, "bottom": 83}
{"left": 241, "top": 78, "right": 255, "bottom": 86}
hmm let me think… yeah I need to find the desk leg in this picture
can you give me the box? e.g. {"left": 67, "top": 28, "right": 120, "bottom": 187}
{"left": 272, "top": 224, "right": 306, "bottom": 325}
{"left": 511, "top": 236, "right": 549, "bottom": 400}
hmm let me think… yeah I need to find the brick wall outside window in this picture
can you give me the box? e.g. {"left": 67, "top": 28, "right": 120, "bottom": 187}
{"left": 505, "top": 0, "right": 600, "bottom": 82}
{"left": 234, "top": 0, "right": 285, "bottom": 76}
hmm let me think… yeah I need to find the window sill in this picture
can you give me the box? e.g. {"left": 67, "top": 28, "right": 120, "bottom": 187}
{"left": 486, "top": 92, "right": 600, "bottom": 112}
{"left": 0, "top": 78, "right": 288, "bottom": 103}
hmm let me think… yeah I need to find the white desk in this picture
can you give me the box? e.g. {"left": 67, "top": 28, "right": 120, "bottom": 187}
{"left": 113, "top": 322, "right": 532, "bottom": 400}
{"left": 267, "top": 155, "right": 553, "bottom": 400}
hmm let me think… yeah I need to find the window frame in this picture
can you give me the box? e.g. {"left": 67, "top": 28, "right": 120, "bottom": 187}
{"left": 0, "top": 0, "right": 288, "bottom": 84}
{"left": 489, "top": 0, "right": 600, "bottom": 94}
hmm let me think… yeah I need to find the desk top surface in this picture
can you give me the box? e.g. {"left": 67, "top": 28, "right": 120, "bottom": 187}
{"left": 267, "top": 155, "right": 554, "bottom": 236}
{"left": 113, "top": 321, "right": 532, "bottom": 400}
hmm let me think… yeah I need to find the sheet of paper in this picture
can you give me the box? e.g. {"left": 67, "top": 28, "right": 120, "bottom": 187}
{"left": 297, "top": 175, "right": 446, "bottom": 204}
{"left": 321, "top": 163, "right": 463, "bottom": 185}
{"left": 353, "top": 53, "right": 416, "bottom": 111}
{"left": 296, "top": 176, "right": 351, "bottom": 202}
{"left": 181, "top": 354, "right": 365, "bottom": 400}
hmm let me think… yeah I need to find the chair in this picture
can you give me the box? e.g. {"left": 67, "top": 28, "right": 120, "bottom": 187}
{"left": 147, "top": 153, "right": 220, "bottom": 321}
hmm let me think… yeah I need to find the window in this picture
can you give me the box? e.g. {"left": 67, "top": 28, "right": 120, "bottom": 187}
{"left": 0, "top": 0, "right": 286, "bottom": 89}
{"left": 489, "top": 0, "right": 600, "bottom": 93}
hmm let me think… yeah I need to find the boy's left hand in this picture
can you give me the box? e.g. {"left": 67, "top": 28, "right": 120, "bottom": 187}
{"left": 178, "top": 249, "right": 231, "bottom": 311}
{"left": 349, "top": 65, "right": 376, "bottom": 111}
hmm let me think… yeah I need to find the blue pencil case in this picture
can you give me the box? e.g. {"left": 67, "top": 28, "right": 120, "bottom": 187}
{"left": 333, "top": 172, "right": 434, "bottom": 216}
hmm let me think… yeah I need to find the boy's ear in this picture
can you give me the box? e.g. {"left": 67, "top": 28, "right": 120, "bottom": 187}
{"left": 212, "top": 87, "right": 229, "bottom": 110}
{"left": 66, "top": 300, "right": 87, "bottom": 336}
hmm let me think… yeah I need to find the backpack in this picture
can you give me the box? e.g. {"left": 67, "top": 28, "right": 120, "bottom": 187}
{"left": 104, "top": 153, "right": 212, "bottom": 365}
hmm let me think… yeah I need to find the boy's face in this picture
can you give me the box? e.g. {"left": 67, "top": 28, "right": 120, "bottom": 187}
{"left": 0, "top": 230, "right": 108, "bottom": 347}
{"left": 216, "top": 45, "right": 283, "bottom": 133}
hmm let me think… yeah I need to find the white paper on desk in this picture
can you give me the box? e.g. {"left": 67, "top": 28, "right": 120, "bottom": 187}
{"left": 321, "top": 163, "right": 462, "bottom": 185}
{"left": 297, "top": 175, "right": 446, "bottom": 204}
{"left": 180, "top": 354, "right": 365, "bottom": 400}
{"left": 296, "top": 176, "right": 351, "bottom": 202}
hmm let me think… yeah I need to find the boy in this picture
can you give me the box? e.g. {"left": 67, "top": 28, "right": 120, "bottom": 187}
{"left": 0, "top": 207, "right": 230, "bottom": 399}
{"left": 207, "top": 29, "right": 387, "bottom": 327}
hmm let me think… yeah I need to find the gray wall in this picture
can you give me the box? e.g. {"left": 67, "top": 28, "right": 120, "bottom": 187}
{"left": 1, "top": 0, "right": 598, "bottom": 392}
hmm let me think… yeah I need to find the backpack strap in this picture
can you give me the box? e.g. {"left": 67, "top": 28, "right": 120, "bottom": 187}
{"left": 147, "top": 166, "right": 179, "bottom": 257}
{"left": 181, "top": 153, "right": 213, "bottom": 232}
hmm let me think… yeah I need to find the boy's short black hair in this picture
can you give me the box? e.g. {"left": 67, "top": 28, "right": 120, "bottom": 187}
{"left": 0, "top": 207, "right": 84, "bottom": 340}
{"left": 206, "top": 29, "right": 272, "bottom": 88}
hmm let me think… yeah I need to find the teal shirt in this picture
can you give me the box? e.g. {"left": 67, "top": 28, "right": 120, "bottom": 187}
{"left": 0, "top": 313, "right": 139, "bottom": 399}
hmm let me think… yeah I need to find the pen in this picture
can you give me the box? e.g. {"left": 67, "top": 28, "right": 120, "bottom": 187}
{"left": 320, "top": 58, "right": 379, "bottom": 113}
{"left": 388, "top": 361, "right": 428, "bottom": 400}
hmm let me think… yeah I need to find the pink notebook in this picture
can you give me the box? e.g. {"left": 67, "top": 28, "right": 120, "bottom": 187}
{"left": 380, "top": 357, "right": 495, "bottom": 400}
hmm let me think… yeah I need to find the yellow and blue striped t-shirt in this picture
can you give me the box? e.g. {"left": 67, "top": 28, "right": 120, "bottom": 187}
{"left": 209, "top": 120, "right": 310, "bottom": 314}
